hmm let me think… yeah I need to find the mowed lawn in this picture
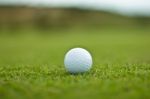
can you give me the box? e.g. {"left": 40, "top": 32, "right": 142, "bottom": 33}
{"left": 0, "top": 27, "right": 150, "bottom": 99}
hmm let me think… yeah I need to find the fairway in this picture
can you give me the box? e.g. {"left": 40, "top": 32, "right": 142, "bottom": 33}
{"left": 0, "top": 27, "right": 150, "bottom": 99}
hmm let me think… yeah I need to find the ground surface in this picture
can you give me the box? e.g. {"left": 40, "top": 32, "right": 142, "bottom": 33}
{"left": 0, "top": 27, "right": 150, "bottom": 99}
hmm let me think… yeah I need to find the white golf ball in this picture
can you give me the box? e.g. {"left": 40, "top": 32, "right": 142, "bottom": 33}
{"left": 64, "top": 48, "right": 93, "bottom": 73}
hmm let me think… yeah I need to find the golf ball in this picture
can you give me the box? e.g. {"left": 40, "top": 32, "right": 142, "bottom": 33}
{"left": 64, "top": 48, "right": 92, "bottom": 73}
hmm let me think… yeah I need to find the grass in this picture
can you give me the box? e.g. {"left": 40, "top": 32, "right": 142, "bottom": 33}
{"left": 0, "top": 27, "right": 150, "bottom": 99}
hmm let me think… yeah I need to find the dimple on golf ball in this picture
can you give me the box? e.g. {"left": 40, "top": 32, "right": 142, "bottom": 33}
{"left": 64, "top": 48, "right": 93, "bottom": 73}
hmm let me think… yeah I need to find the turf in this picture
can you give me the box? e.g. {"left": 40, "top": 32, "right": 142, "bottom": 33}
{"left": 0, "top": 27, "right": 150, "bottom": 99}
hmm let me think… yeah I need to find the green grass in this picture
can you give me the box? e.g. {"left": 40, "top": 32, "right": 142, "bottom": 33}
{"left": 0, "top": 27, "right": 150, "bottom": 99}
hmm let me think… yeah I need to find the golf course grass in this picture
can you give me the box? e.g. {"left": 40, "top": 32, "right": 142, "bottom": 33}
{"left": 0, "top": 27, "right": 150, "bottom": 99}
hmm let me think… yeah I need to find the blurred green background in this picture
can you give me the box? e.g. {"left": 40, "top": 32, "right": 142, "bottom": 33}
{"left": 0, "top": 1, "right": 150, "bottom": 99}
